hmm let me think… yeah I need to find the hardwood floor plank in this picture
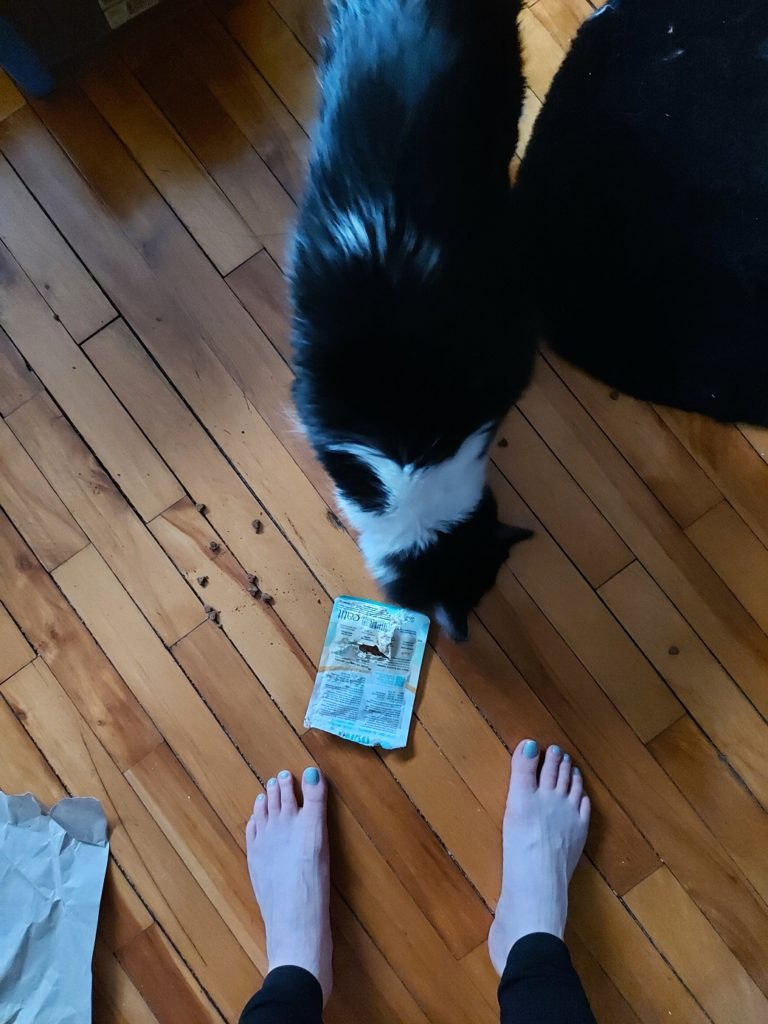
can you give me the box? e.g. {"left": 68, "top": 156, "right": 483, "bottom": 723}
{"left": 550, "top": 353, "right": 723, "bottom": 528}
{"left": 99, "top": 865, "right": 154, "bottom": 956}
{"left": 128, "top": 53, "right": 296, "bottom": 244}
{"left": 566, "top": 931, "right": 642, "bottom": 1024}
{"left": 82, "top": 60, "right": 261, "bottom": 275}
{"left": 117, "top": 923, "right": 224, "bottom": 1024}
{"left": 530, "top": 0, "right": 594, "bottom": 51}
{"left": 473, "top": 568, "right": 768, "bottom": 994}
{"left": 126, "top": 743, "right": 266, "bottom": 970}
{"left": 0, "top": 325, "right": 42, "bottom": 416}
{"left": 658, "top": 404, "right": 768, "bottom": 553}
{"left": 0, "top": 151, "right": 115, "bottom": 341}
{"left": 0, "top": 512, "right": 160, "bottom": 770}
{"left": 8, "top": 392, "right": 205, "bottom": 645}
{"left": 0, "top": 692, "right": 63, "bottom": 804}
{"left": 227, "top": 249, "right": 292, "bottom": 363}
{"left": 687, "top": 500, "right": 768, "bottom": 635}
{"left": 0, "top": 602, "right": 33, "bottom": 682}
{"left": 329, "top": 892, "right": 431, "bottom": 1024}
{"left": 570, "top": 861, "right": 709, "bottom": 1024}
{"left": 2, "top": 657, "right": 261, "bottom": 1018}
{"left": 626, "top": 866, "right": 768, "bottom": 1024}
{"left": 221, "top": 0, "right": 317, "bottom": 131}
{"left": 270, "top": 0, "right": 325, "bottom": 60}
{"left": 650, "top": 716, "right": 768, "bottom": 907}
{"left": 493, "top": 409, "right": 634, "bottom": 588}
{"left": 600, "top": 561, "right": 768, "bottom": 806}
{"left": 122, "top": 4, "right": 308, "bottom": 200}
{"left": 491, "top": 464, "right": 684, "bottom": 743}
{"left": 519, "top": 5, "right": 566, "bottom": 100}
{"left": 329, "top": 797, "right": 496, "bottom": 1024}
{"left": 0, "top": 237, "right": 183, "bottom": 521}
{"left": 93, "top": 944, "right": 160, "bottom": 1024}
{"left": 519, "top": 358, "right": 768, "bottom": 720}
{"left": 53, "top": 544, "right": 258, "bottom": 834}
{"left": 0, "top": 417, "right": 89, "bottom": 570}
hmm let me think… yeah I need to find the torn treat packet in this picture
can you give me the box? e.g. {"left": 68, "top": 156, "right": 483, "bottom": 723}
{"left": 305, "top": 596, "right": 430, "bottom": 749}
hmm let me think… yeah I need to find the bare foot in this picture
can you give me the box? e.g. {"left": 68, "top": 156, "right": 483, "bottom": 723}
{"left": 246, "top": 767, "right": 333, "bottom": 1003}
{"left": 488, "top": 740, "right": 590, "bottom": 975}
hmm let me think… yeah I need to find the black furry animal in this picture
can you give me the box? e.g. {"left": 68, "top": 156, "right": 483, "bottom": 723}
{"left": 291, "top": 0, "right": 534, "bottom": 640}
{"left": 516, "top": 0, "right": 768, "bottom": 425}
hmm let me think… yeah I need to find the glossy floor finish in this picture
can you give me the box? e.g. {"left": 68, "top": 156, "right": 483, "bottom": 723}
{"left": 0, "top": 1, "right": 767, "bottom": 1021}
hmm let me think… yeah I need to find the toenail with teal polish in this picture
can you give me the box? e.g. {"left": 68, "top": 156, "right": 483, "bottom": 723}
{"left": 279, "top": 770, "right": 291, "bottom": 779}
{"left": 267, "top": 777, "right": 277, "bottom": 787}
{"left": 256, "top": 794, "right": 266, "bottom": 802}
{"left": 563, "top": 753, "right": 571, "bottom": 762}
{"left": 573, "top": 767, "right": 581, "bottom": 775}
{"left": 523, "top": 740, "right": 538, "bottom": 758}
{"left": 551, "top": 745, "right": 561, "bottom": 755}
{"left": 305, "top": 767, "right": 320, "bottom": 785}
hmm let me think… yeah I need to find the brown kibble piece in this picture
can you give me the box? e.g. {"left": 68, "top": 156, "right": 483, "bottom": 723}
{"left": 196, "top": 576, "right": 209, "bottom": 587}
{"left": 497, "top": 437, "right": 509, "bottom": 448}
{"left": 196, "top": 502, "right": 208, "bottom": 514}
{"left": 668, "top": 645, "right": 680, "bottom": 656}
{"left": 609, "top": 390, "right": 621, "bottom": 401}
{"left": 209, "top": 541, "right": 220, "bottom": 552}
{"left": 262, "top": 593, "right": 274, "bottom": 606}
{"left": 251, "top": 519, "right": 264, "bottom": 534}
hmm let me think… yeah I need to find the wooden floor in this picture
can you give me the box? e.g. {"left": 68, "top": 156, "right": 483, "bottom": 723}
{"left": 1, "top": 0, "right": 767, "bottom": 1021}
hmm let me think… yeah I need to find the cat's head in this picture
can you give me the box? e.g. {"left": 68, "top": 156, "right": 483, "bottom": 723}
{"left": 379, "top": 487, "right": 532, "bottom": 642}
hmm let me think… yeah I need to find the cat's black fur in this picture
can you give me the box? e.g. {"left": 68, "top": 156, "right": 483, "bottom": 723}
{"left": 291, "top": 0, "right": 535, "bottom": 639}
{"left": 516, "top": 0, "right": 768, "bottom": 425}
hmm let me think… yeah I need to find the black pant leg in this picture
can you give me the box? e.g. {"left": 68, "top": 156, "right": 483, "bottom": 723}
{"left": 240, "top": 966, "right": 324, "bottom": 1024}
{"left": 498, "top": 933, "right": 596, "bottom": 1024}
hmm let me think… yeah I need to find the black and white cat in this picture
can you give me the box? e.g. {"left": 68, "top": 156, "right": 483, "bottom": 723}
{"left": 517, "top": 0, "right": 768, "bottom": 425}
{"left": 291, "top": 0, "right": 535, "bottom": 640}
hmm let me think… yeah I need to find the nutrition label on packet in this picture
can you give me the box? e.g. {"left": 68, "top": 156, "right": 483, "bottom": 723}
{"left": 305, "top": 596, "right": 430, "bottom": 749}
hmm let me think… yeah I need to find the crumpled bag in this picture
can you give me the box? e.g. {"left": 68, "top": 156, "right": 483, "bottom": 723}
{"left": 0, "top": 792, "right": 109, "bottom": 1024}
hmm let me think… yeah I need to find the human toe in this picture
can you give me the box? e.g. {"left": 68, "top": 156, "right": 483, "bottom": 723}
{"left": 301, "top": 767, "right": 326, "bottom": 814}
{"left": 510, "top": 740, "right": 540, "bottom": 793}
{"left": 266, "top": 777, "right": 281, "bottom": 814}
{"left": 569, "top": 766, "right": 584, "bottom": 804}
{"left": 540, "top": 744, "right": 563, "bottom": 790}
{"left": 556, "top": 753, "right": 572, "bottom": 794}
{"left": 278, "top": 770, "right": 297, "bottom": 813}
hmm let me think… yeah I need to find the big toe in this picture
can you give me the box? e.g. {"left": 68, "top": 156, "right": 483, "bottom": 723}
{"left": 510, "top": 739, "right": 540, "bottom": 793}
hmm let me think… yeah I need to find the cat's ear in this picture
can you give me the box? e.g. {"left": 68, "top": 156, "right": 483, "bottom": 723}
{"left": 433, "top": 603, "right": 470, "bottom": 643}
{"left": 496, "top": 523, "right": 534, "bottom": 551}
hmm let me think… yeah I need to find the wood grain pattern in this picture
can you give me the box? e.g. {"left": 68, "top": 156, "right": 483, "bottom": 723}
{"left": 1, "top": 2, "right": 766, "bottom": 1019}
